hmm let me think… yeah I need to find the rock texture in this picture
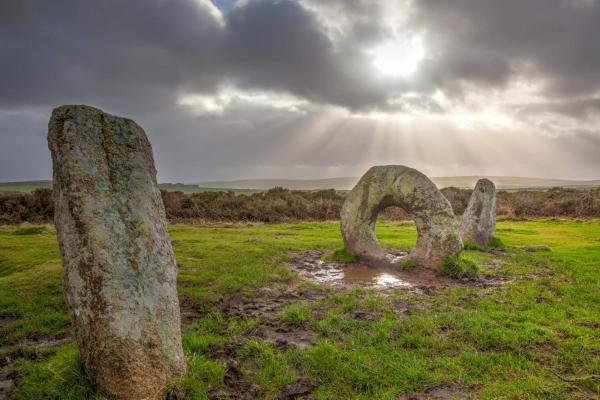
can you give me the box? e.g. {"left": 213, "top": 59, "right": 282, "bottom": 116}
{"left": 460, "top": 178, "right": 497, "bottom": 246}
{"left": 48, "top": 105, "right": 186, "bottom": 400}
{"left": 341, "top": 165, "right": 462, "bottom": 269}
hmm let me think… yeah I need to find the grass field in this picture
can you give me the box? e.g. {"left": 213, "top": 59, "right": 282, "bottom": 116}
{"left": 0, "top": 220, "right": 599, "bottom": 399}
{"left": 0, "top": 181, "right": 262, "bottom": 194}
{"left": 0, "top": 181, "right": 52, "bottom": 193}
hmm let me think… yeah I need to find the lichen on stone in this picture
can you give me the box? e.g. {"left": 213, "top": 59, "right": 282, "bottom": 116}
{"left": 340, "top": 165, "right": 463, "bottom": 270}
{"left": 48, "top": 105, "right": 186, "bottom": 400}
{"left": 459, "top": 178, "right": 497, "bottom": 246}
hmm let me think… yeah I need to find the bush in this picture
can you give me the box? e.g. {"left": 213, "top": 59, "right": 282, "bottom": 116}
{"left": 440, "top": 255, "right": 479, "bottom": 279}
{"left": 1, "top": 186, "right": 598, "bottom": 224}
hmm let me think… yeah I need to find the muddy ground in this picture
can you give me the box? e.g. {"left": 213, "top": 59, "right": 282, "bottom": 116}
{"left": 177, "top": 248, "right": 534, "bottom": 400}
{"left": 2, "top": 249, "right": 545, "bottom": 400}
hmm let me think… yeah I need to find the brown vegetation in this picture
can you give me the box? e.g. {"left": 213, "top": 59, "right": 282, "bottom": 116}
{"left": 1, "top": 186, "right": 599, "bottom": 224}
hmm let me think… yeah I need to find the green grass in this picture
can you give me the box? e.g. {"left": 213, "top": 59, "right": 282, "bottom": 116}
{"left": 280, "top": 304, "right": 311, "bottom": 327}
{"left": 0, "top": 220, "right": 599, "bottom": 399}
{"left": 0, "top": 181, "right": 52, "bottom": 193}
{"left": 325, "top": 248, "right": 359, "bottom": 263}
{"left": 440, "top": 255, "right": 479, "bottom": 279}
{"left": 463, "top": 237, "right": 505, "bottom": 251}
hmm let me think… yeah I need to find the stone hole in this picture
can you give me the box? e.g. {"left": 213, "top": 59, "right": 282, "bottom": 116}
{"left": 375, "top": 205, "right": 417, "bottom": 258}
{"left": 340, "top": 165, "right": 463, "bottom": 270}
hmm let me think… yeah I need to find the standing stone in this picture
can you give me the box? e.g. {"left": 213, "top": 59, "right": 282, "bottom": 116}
{"left": 459, "top": 178, "right": 497, "bottom": 246}
{"left": 341, "top": 165, "right": 463, "bottom": 269}
{"left": 48, "top": 105, "right": 186, "bottom": 400}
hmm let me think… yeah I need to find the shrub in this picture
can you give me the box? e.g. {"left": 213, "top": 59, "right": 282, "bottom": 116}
{"left": 1, "top": 186, "right": 598, "bottom": 224}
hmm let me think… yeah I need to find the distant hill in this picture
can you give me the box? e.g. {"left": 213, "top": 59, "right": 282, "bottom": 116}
{"left": 0, "top": 180, "right": 260, "bottom": 195}
{"left": 198, "top": 176, "right": 600, "bottom": 190}
{"left": 1, "top": 176, "right": 599, "bottom": 194}
{"left": 198, "top": 177, "right": 360, "bottom": 191}
{"left": 0, "top": 180, "right": 52, "bottom": 193}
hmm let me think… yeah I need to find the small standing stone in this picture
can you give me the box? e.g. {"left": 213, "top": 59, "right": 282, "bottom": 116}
{"left": 340, "top": 165, "right": 463, "bottom": 269}
{"left": 48, "top": 105, "right": 186, "bottom": 400}
{"left": 460, "top": 178, "right": 497, "bottom": 246}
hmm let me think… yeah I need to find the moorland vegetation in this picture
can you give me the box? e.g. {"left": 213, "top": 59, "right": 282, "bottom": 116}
{"left": 1, "top": 186, "right": 599, "bottom": 224}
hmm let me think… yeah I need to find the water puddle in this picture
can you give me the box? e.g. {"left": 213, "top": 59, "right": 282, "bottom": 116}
{"left": 289, "top": 252, "right": 413, "bottom": 288}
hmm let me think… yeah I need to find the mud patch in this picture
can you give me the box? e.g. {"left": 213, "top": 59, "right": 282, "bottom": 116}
{"left": 289, "top": 250, "right": 415, "bottom": 289}
{"left": 217, "top": 288, "right": 323, "bottom": 320}
{"left": 0, "top": 335, "right": 70, "bottom": 400}
{"left": 0, "top": 364, "right": 15, "bottom": 400}
{"left": 278, "top": 376, "right": 315, "bottom": 400}
{"left": 208, "top": 344, "right": 259, "bottom": 400}
{"left": 401, "top": 384, "right": 470, "bottom": 400}
{"left": 288, "top": 250, "right": 521, "bottom": 290}
{"left": 0, "top": 318, "right": 18, "bottom": 328}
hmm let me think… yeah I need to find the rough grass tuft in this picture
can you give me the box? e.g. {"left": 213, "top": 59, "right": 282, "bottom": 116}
{"left": 521, "top": 244, "right": 552, "bottom": 252}
{"left": 440, "top": 255, "right": 479, "bottom": 279}
{"left": 462, "top": 241, "right": 483, "bottom": 251}
{"left": 488, "top": 237, "right": 505, "bottom": 250}
{"left": 280, "top": 304, "right": 309, "bottom": 327}
{"left": 463, "top": 237, "right": 505, "bottom": 251}
{"left": 326, "top": 248, "right": 359, "bottom": 263}
{"left": 12, "top": 226, "right": 47, "bottom": 235}
{"left": 397, "top": 258, "right": 418, "bottom": 270}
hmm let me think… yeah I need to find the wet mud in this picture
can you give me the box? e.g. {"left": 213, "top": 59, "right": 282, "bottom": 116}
{"left": 287, "top": 250, "right": 513, "bottom": 291}
{"left": 0, "top": 333, "right": 69, "bottom": 400}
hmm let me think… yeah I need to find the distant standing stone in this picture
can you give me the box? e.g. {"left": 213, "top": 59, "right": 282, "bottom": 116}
{"left": 340, "top": 165, "right": 463, "bottom": 269}
{"left": 48, "top": 105, "right": 186, "bottom": 400}
{"left": 460, "top": 178, "right": 497, "bottom": 246}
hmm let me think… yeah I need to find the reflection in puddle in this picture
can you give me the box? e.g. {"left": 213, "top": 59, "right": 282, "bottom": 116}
{"left": 292, "top": 256, "right": 412, "bottom": 288}
{"left": 384, "top": 252, "right": 407, "bottom": 264}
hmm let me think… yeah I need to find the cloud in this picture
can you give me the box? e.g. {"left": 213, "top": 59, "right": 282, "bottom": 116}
{"left": 0, "top": 0, "right": 599, "bottom": 181}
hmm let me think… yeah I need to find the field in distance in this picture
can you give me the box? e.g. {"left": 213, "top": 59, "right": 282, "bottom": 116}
{"left": 2, "top": 176, "right": 599, "bottom": 194}
{"left": 197, "top": 176, "right": 600, "bottom": 190}
{"left": 0, "top": 180, "right": 261, "bottom": 194}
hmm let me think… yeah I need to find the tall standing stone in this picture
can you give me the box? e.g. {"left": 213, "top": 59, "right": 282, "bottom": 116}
{"left": 341, "top": 165, "right": 463, "bottom": 269}
{"left": 459, "top": 178, "right": 497, "bottom": 246}
{"left": 48, "top": 105, "right": 186, "bottom": 399}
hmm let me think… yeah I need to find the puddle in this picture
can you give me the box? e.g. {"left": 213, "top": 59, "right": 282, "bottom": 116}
{"left": 289, "top": 252, "right": 413, "bottom": 288}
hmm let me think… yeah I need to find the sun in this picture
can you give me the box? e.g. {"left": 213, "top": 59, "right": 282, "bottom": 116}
{"left": 371, "top": 37, "right": 425, "bottom": 77}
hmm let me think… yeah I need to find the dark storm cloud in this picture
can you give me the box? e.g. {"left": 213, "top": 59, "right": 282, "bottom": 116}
{"left": 2, "top": 0, "right": 599, "bottom": 113}
{"left": 0, "top": 0, "right": 392, "bottom": 113}
{"left": 0, "top": 0, "right": 599, "bottom": 182}
{"left": 410, "top": 0, "right": 600, "bottom": 103}
{"left": 0, "top": 0, "right": 224, "bottom": 112}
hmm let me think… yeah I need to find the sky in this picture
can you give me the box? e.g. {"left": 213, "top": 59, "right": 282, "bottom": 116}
{"left": 1, "top": 0, "right": 599, "bottom": 183}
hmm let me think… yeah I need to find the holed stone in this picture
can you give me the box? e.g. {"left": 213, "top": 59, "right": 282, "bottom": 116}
{"left": 340, "top": 165, "right": 463, "bottom": 269}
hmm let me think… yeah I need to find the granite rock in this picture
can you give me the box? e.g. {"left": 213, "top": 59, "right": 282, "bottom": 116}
{"left": 341, "top": 165, "right": 462, "bottom": 269}
{"left": 48, "top": 105, "right": 186, "bottom": 400}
